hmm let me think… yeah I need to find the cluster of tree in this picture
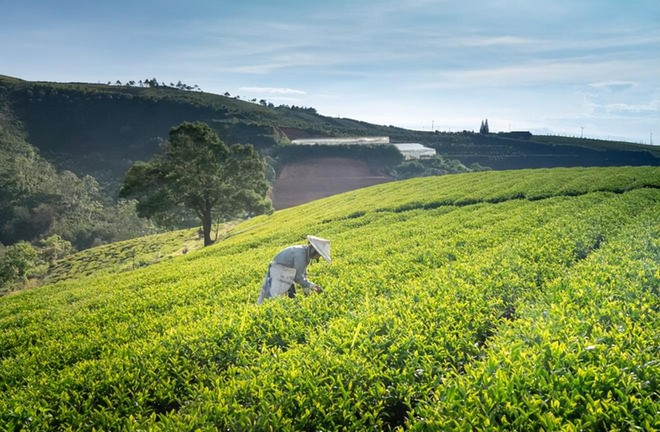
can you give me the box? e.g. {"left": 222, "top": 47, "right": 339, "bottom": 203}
{"left": 231, "top": 97, "right": 276, "bottom": 107}
{"left": 479, "top": 119, "right": 490, "bottom": 134}
{"left": 217, "top": 93, "right": 318, "bottom": 114}
{"left": 0, "top": 235, "right": 72, "bottom": 293}
{"left": 120, "top": 122, "right": 273, "bottom": 246}
{"left": 392, "top": 155, "right": 489, "bottom": 180}
{"left": 0, "top": 112, "right": 157, "bottom": 251}
{"left": 1, "top": 119, "right": 272, "bottom": 293}
{"left": 276, "top": 105, "right": 318, "bottom": 114}
{"left": 109, "top": 78, "right": 202, "bottom": 91}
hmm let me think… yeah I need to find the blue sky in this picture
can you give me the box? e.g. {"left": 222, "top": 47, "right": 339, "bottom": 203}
{"left": 1, "top": 0, "right": 658, "bottom": 144}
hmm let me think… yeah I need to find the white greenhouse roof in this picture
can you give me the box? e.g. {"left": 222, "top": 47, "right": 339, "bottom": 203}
{"left": 287, "top": 136, "right": 435, "bottom": 160}
{"left": 291, "top": 136, "right": 390, "bottom": 145}
{"left": 393, "top": 143, "right": 436, "bottom": 159}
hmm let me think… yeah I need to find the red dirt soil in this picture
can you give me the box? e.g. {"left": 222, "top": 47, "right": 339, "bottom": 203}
{"left": 271, "top": 157, "right": 393, "bottom": 209}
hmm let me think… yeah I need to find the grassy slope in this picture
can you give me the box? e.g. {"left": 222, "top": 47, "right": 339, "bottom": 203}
{"left": 0, "top": 166, "right": 658, "bottom": 430}
{"left": 41, "top": 222, "right": 237, "bottom": 285}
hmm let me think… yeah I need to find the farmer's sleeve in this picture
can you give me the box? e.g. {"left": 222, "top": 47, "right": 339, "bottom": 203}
{"left": 256, "top": 264, "right": 272, "bottom": 305}
{"left": 292, "top": 251, "right": 313, "bottom": 289}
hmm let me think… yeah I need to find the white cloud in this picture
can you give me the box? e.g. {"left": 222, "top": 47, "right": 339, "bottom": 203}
{"left": 588, "top": 81, "right": 638, "bottom": 91}
{"left": 601, "top": 101, "right": 660, "bottom": 113}
{"left": 414, "top": 58, "right": 657, "bottom": 91}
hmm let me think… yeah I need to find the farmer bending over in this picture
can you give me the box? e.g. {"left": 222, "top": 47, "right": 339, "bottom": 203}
{"left": 257, "top": 235, "right": 331, "bottom": 304}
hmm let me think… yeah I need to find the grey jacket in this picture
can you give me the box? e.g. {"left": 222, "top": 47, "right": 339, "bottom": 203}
{"left": 271, "top": 245, "right": 314, "bottom": 289}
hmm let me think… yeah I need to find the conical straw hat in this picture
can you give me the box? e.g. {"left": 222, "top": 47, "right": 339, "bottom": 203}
{"left": 307, "top": 235, "right": 331, "bottom": 263}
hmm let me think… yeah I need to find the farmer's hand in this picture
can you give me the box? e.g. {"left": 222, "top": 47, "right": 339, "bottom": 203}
{"left": 312, "top": 284, "right": 323, "bottom": 293}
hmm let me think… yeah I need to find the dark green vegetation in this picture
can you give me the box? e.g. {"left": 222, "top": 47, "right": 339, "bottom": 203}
{"left": 120, "top": 122, "right": 271, "bottom": 246}
{"left": 433, "top": 132, "right": 659, "bottom": 170}
{"left": 0, "top": 97, "right": 156, "bottom": 250}
{"left": 1, "top": 167, "right": 658, "bottom": 430}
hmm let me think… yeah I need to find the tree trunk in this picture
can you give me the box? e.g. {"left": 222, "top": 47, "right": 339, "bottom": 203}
{"left": 201, "top": 209, "right": 213, "bottom": 247}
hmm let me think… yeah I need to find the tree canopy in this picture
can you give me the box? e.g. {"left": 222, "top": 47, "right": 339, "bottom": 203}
{"left": 479, "top": 119, "right": 490, "bottom": 134}
{"left": 119, "top": 122, "right": 272, "bottom": 246}
{"left": 0, "top": 107, "right": 153, "bottom": 250}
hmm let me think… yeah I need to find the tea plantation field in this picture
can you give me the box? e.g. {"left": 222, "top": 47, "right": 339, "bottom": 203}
{"left": 1, "top": 167, "right": 658, "bottom": 431}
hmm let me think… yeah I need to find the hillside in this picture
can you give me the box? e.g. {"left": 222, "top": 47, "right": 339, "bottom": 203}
{"left": 1, "top": 74, "right": 658, "bottom": 187}
{"left": 0, "top": 74, "right": 404, "bottom": 188}
{"left": 1, "top": 73, "right": 658, "bottom": 249}
{"left": 1, "top": 166, "right": 658, "bottom": 430}
{"left": 429, "top": 132, "right": 659, "bottom": 170}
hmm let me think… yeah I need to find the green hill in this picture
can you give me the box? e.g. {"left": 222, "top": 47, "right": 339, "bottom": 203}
{"left": 1, "top": 74, "right": 659, "bottom": 250}
{"left": 1, "top": 166, "right": 658, "bottom": 430}
{"left": 1, "top": 74, "right": 658, "bottom": 187}
{"left": 0, "top": 74, "right": 406, "bottom": 187}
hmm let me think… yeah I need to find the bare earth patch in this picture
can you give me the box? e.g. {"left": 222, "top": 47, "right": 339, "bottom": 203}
{"left": 272, "top": 157, "right": 393, "bottom": 209}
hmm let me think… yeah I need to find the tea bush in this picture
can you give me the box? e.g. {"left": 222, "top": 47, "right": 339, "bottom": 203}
{"left": 0, "top": 166, "right": 658, "bottom": 430}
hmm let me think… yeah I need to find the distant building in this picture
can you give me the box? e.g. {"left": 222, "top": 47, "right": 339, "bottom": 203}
{"left": 392, "top": 143, "right": 436, "bottom": 160}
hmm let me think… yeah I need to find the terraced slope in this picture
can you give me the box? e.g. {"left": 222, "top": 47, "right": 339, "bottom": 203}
{"left": 1, "top": 166, "right": 658, "bottom": 430}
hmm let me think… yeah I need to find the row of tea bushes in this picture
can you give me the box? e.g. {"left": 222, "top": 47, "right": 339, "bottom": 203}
{"left": 1, "top": 167, "right": 658, "bottom": 430}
